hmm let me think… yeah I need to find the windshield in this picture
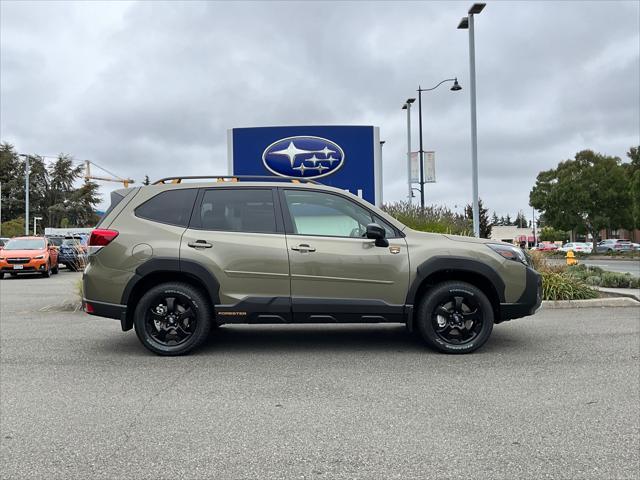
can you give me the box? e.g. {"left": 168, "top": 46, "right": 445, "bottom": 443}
{"left": 4, "top": 239, "right": 45, "bottom": 250}
{"left": 62, "top": 238, "right": 85, "bottom": 246}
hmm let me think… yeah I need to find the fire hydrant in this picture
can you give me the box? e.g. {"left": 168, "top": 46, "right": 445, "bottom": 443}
{"left": 566, "top": 250, "right": 578, "bottom": 266}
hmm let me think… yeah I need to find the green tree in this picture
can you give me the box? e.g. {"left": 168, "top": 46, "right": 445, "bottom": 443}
{"left": 465, "top": 198, "right": 492, "bottom": 238}
{"left": 514, "top": 211, "right": 528, "bottom": 228}
{"left": 530, "top": 149, "right": 632, "bottom": 251}
{"left": 47, "top": 154, "right": 83, "bottom": 227}
{"left": 624, "top": 146, "right": 640, "bottom": 229}
{"left": 491, "top": 212, "right": 499, "bottom": 226}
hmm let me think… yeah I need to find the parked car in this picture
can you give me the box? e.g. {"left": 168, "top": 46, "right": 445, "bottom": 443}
{"left": 58, "top": 236, "right": 88, "bottom": 271}
{"left": 0, "top": 236, "right": 59, "bottom": 278}
{"left": 559, "top": 242, "right": 592, "bottom": 254}
{"left": 630, "top": 242, "right": 640, "bottom": 251}
{"left": 45, "top": 235, "right": 65, "bottom": 248}
{"left": 535, "top": 242, "right": 559, "bottom": 252}
{"left": 83, "top": 177, "right": 542, "bottom": 356}
{"left": 595, "top": 239, "right": 634, "bottom": 253}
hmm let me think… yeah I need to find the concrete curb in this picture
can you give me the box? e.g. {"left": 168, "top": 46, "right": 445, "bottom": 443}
{"left": 542, "top": 297, "right": 640, "bottom": 309}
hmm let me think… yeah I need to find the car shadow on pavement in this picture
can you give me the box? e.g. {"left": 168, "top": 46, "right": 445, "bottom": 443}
{"left": 93, "top": 323, "right": 528, "bottom": 357}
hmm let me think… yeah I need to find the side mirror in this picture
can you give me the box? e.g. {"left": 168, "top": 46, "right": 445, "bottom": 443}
{"left": 366, "top": 223, "right": 389, "bottom": 247}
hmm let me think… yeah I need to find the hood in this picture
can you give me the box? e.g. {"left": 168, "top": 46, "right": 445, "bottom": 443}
{"left": 1, "top": 249, "right": 47, "bottom": 258}
{"left": 442, "top": 234, "right": 496, "bottom": 245}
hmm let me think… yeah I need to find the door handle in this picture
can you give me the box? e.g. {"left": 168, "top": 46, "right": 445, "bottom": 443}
{"left": 187, "top": 240, "right": 213, "bottom": 249}
{"left": 291, "top": 244, "right": 316, "bottom": 253}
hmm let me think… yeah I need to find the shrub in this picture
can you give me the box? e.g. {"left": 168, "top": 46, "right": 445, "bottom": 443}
{"left": 541, "top": 272, "right": 598, "bottom": 301}
{"left": 382, "top": 202, "right": 472, "bottom": 236}
{"left": 529, "top": 250, "right": 565, "bottom": 273}
{"left": 567, "top": 264, "right": 639, "bottom": 288}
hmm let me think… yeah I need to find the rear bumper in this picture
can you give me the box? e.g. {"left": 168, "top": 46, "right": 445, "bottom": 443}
{"left": 83, "top": 298, "right": 127, "bottom": 322}
{"left": 498, "top": 267, "right": 542, "bottom": 321}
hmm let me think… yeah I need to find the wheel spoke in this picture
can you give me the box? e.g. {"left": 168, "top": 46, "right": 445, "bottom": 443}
{"left": 166, "top": 297, "right": 176, "bottom": 313}
{"left": 435, "top": 306, "right": 451, "bottom": 318}
{"left": 454, "top": 296, "right": 463, "bottom": 313}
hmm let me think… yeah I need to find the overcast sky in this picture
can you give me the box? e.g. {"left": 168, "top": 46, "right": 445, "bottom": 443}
{"left": 1, "top": 0, "right": 639, "bottom": 216}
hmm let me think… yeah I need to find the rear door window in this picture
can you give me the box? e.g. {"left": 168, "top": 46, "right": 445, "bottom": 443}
{"left": 135, "top": 189, "right": 198, "bottom": 227}
{"left": 194, "top": 188, "right": 277, "bottom": 233}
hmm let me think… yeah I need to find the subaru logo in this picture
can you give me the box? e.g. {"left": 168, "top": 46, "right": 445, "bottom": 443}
{"left": 262, "top": 136, "right": 345, "bottom": 179}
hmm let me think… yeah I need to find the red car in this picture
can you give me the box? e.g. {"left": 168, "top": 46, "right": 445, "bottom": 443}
{"left": 535, "top": 242, "right": 559, "bottom": 252}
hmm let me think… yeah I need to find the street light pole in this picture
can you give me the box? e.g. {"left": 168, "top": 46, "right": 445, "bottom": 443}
{"left": 402, "top": 98, "right": 415, "bottom": 203}
{"left": 458, "top": 3, "right": 486, "bottom": 237}
{"left": 415, "top": 78, "right": 462, "bottom": 211}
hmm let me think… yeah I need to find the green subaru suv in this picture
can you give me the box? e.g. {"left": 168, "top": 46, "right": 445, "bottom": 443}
{"left": 83, "top": 176, "right": 541, "bottom": 356}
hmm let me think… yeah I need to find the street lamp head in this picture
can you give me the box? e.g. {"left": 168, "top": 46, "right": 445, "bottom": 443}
{"left": 402, "top": 104, "right": 408, "bottom": 110}
{"left": 406, "top": 98, "right": 416, "bottom": 104}
{"left": 457, "top": 16, "right": 469, "bottom": 29}
{"left": 468, "top": 3, "right": 486, "bottom": 15}
{"left": 450, "top": 78, "right": 462, "bottom": 91}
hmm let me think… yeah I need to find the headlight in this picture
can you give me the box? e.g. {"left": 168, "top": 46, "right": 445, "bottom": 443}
{"left": 34, "top": 255, "right": 44, "bottom": 259}
{"left": 0, "top": 257, "right": 5, "bottom": 260}
{"left": 487, "top": 244, "right": 528, "bottom": 265}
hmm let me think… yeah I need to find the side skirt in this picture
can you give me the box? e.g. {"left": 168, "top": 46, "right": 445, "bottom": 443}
{"left": 215, "top": 296, "right": 409, "bottom": 325}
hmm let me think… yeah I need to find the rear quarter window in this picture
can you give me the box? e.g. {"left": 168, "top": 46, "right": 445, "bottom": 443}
{"left": 135, "top": 189, "right": 198, "bottom": 227}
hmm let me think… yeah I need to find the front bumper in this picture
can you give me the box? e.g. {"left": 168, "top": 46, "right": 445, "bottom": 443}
{"left": 1, "top": 259, "right": 48, "bottom": 273}
{"left": 498, "top": 266, "right": 542, "bottom": 321}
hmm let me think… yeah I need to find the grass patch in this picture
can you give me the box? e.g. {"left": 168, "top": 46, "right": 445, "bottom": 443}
{"left": 540, "top": 272, "right": 598, "bottom": 301}
{"left": 530, "top": 251, "right": 599, "bottom": 300}
{"left": 568, "top": 264, "right": 639, "bottom": 289}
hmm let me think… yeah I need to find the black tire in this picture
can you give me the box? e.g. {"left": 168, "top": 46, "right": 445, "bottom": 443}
{"left": 42, "top": 262, "right": 51, "bottom": 278}
{"left": 416, "top": 281, "right": 494, "bottom": 354}
{"left": 52, "top": 263, "right": 59, "bottom": 274}
{"left": 0, "top": 272, "right": 4, "bottom": 279}
{"left": 134, "top": 282, "right": 212, "bottom": 356}
{"left": 10, "top": 272, "right": 18, "bottom": 278}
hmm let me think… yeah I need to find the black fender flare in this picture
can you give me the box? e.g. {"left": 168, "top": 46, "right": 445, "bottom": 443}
{"left": 121, "top": 257, "right": 221, "bottom": 310}
{"left": 405, "top": 256, "right": 506, "bottom": 306}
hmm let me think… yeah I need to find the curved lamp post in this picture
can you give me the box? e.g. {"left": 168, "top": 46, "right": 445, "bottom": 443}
{"left": 416, "top": 78, "right": 462, "bottom": 210}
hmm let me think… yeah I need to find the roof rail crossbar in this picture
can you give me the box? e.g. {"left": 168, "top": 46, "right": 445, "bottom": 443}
{"left": 152, "top": 175, "right": 320, "bottom": 185}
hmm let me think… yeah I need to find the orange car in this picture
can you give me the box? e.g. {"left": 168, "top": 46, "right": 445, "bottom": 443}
{"left": 0, "top": 236, "right": 59, "bottom": 279}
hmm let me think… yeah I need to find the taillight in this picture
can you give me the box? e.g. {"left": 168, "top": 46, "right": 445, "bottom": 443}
{"left": 88, "top": 229, "right": 119, "bottom": 254}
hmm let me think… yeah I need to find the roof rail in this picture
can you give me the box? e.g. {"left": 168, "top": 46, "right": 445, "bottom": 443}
{"left": 152, "top": 175, "right": 321, "bottom": 185}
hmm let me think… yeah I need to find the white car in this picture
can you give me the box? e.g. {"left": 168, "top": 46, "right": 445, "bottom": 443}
{"left": 559, "top": 242, "right": 592, "bottom": 254}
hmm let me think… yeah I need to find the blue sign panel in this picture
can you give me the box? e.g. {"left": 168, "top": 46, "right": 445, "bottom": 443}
{"left": 228, "top": 125, "right": 381, "bottom": 205}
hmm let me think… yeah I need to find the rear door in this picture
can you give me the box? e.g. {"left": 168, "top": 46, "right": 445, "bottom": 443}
{"left": 180, "top": 187, "right": 291, "bottom": 322}
{"left": 280, "top": 188, "right": 409, "bottom": 323}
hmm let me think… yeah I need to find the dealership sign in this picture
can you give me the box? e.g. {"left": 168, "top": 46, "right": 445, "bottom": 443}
{"left": 228, "top": 126, "right": 382, "bottom": 205}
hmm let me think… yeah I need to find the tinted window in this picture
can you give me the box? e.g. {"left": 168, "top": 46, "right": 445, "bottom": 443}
{"left": 284, "top": 190, "right": 396, "bottom": 238}
{"left": 198, "top": 189, "right": 277, "bottom": 233}
{"left": 135, "top": 189, "right": 198, "bottom": 227}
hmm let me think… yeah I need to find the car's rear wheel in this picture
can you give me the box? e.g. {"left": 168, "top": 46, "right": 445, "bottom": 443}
{"left": 10, "top": 272, "right": 17, "bottom": 278}
{"left": 133, "top": 282, "right": 212, "bottom": 356}
{"left": 52, "top": 263, "right": 59, "bottom": 274}
{"left": 0, "top": 272, "right": 4, "bottom": 280}
{"left": 416, "top": 281, "right": 493, "bottom": 354}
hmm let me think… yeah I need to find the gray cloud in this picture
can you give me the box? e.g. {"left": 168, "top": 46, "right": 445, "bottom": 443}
{"left": 1, "top": 0, "right": 638, "bottom": 216}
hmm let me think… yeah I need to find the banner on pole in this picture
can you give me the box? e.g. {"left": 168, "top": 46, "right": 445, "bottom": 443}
{"left": 410, "top": 151, "right": 436, "bottom": 183}
{"left": 424, "top": 151, "right": 436, "bottom": 183}
{"left": 410, "top": 152, "right": 420, "bottom": 183}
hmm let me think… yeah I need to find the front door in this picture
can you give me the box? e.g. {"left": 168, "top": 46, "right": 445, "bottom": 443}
{"left": 180, "top": 187, "right": 291, "bottom": 323}
{"left": 280, "top": 188, "right": 410, "bottom": 322}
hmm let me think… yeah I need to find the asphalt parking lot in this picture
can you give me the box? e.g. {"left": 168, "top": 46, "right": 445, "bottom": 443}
{"left": 1, "top": 273, "right": 639, "bottom": 480}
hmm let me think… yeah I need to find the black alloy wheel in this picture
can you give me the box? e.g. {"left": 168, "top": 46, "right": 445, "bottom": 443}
{"left": 417, "top": 281, "right": 494, "bottom": 354}
{"left": 134, "top": 282, "right": 212, "bottom": 356}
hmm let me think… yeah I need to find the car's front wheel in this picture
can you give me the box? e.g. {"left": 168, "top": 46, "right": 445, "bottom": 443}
{"left": 42, "top": 263, "right": 51, "bottom": 278}
{"left": 416, "top": 281, "right": 494, "bottom": 354}
{"left": 133, "top": 282, "right": 212, "bottom": 356}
